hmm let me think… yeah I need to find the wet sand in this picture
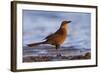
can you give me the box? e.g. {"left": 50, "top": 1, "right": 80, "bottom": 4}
{"left": 23, "top": 45, "right": 91, "bottom": 62}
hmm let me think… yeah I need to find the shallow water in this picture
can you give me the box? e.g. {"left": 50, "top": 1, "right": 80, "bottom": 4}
{"left": 23, "top": 45, "right": 91, "bottom": 62}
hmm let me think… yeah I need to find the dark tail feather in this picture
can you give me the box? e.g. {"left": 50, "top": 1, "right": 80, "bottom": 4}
{"left": 27, "top": 41, "right": 46, "bottom": 47}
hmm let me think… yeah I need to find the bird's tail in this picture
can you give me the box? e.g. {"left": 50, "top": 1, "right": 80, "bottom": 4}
{"left": 27, "top": 41, "right": 46, "bottom": 47}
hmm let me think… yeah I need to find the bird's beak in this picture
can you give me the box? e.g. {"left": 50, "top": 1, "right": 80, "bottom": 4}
{"left": 67, "top": 21, "right": 71, "bottom": 23}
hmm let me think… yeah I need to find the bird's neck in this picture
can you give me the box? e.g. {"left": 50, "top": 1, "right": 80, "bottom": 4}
{"left": 58, "top": 27, "right": 67, "bottom": 35}
{"left": 61, "top": 27, "right": 67, "bottom": 33}
{"left": 60, "top": 25, "right": 68, "bottom": 31}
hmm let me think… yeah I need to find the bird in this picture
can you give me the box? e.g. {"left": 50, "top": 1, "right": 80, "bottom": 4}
{"left": 27, "top": 20, "right": 71, "bottom": 50}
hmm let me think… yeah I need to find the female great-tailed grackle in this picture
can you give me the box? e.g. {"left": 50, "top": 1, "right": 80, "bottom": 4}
{"left": 27, "top": 21, "right": 71, "bottom": 50}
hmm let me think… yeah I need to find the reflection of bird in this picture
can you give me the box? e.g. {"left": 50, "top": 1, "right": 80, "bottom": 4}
{"left": 27, "top": 21, "right": 71, "bottom": 50}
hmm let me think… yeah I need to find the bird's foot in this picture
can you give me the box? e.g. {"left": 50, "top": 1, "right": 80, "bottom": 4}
{"left": 56, "top": 53, "right": 62, "bottom": 57}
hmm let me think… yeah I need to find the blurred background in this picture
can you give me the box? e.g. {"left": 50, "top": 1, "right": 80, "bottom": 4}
{"left": 23, "top": 10, "right": 91, "bottom": 49}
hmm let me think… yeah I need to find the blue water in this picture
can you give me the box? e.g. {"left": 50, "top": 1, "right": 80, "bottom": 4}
{"left": 22, "top": 10, "right": 91, "bottom": 49}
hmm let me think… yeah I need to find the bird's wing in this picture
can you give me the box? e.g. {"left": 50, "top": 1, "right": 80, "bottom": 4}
{"left": 44, "top": 29, "right": 60, "bottom": 40}
{"left": 44, "top": 33, "right": 54, "bottom": 40}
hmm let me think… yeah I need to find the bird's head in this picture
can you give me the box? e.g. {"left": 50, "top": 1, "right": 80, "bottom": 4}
{"left": 60, "top": 21, "right": 71, "bottom": 29}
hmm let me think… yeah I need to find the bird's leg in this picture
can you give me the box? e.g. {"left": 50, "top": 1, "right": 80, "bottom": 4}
{"left": 56, "top": 44, "right": 60, "bottom": 50}
{"left": 55, "top": 45, "right": 61, "bottom": 57}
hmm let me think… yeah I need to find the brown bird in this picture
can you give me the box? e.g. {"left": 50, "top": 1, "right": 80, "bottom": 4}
{"left": 27, "top": 21, "right": 71, "bottom": 50}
